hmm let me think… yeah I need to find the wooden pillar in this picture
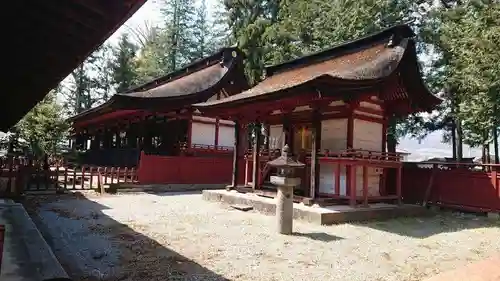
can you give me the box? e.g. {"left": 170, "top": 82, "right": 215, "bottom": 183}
{"left": 283, "top": 117, "right": 293, "bottom": 154}
{"left": 187, "top": 116, "right": 193, "bottom": 149}
{"left": 347, "top": 109, "right": 355, "bottom": 206}
{"left": 349, "top": 164, "right": 357, "bottom": 207}
{"left": 115, "top": 131, "right": 121, "bottom": 148}
{"left": 380, "top": 117, "right": 388, "bottom": 196}
{"left": 230, "top": 121, "right": 241, "bottom": 189}
{"left": 309, "top": 111, "right": 321, "bottom": 200}
{"left": 396, "top": 165, "right": 402, "bottom": 205}
{"left": 252, "top": 123, "right": 261, "bottom": 191}
{"left": 264, "top": 124, "right": 270, "bottom": 151}
{"left": 215, "top": 118, "right": 220, "bottom": 148}
{"left": 362, "top": 165, "right": 369, "bottom": 207}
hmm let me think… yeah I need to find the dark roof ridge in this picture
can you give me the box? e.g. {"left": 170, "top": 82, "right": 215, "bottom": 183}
{"left": 266, "top": 22, "right": 415, "bottom": 77}
{"left": 124, "top": 47, "right": 242, "bottom": 93}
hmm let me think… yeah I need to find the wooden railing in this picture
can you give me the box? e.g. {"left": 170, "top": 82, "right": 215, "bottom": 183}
{"left": 402, "top": 162, "right": 500, "bottom": 212}
{"left": 0, "top": 161, "right": 137, "bottom": 196}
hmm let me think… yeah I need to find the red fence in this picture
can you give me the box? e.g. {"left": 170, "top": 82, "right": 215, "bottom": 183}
{"left": 402, "top": 163, "right": 500, "bottom": 212}
{"left": 137, "top": 152, "right": 245, "bottom": 184}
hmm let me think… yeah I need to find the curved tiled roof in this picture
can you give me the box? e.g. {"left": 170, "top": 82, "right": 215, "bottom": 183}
{"left": 69, "top": 47, "right": 248, "bottom": 123}
{"left": 194, "top": 24, "right": 441, "bottom": 112}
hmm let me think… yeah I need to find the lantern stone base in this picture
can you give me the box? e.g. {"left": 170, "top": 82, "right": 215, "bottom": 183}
{"left": 202, "top": 189, "right": 432, "bottom": 225}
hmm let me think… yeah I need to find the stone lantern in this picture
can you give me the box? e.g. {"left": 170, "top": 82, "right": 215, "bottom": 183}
{"left": 267, "top": 144, "right": 305, "bottom": 234}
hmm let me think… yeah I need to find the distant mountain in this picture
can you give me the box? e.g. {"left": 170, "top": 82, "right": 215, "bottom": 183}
{"left": 398, "top": 130, "right": 482, "bottom": 162}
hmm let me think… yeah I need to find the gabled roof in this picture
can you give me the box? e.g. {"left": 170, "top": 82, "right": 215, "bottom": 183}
{"left": 194, "top": 23, "right": 441, "bottom": 113}
{"left": 70, "top": 47, "right": 248, "bottom": 123}
{"left": 3, "top": 0, "right": 147, "bottom": 131}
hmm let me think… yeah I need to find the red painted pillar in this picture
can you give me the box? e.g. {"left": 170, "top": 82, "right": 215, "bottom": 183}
{"left": 396, "top": 166, "right": 402, "bottom": 205}
{"left": 349, "top": 164, "right": 356, "bottom": 207}
{"left": 215, "top": 118, "right": 220, "bottom": 148}
{"left": 363, "top": 165, "right": 368, "bottom": 206}
{"left": 187, "top": 116, "right": 193, "bottom": 150}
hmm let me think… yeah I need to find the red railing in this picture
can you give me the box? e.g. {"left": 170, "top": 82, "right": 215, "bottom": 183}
{"left": 402, "top": 162, "right": 500, "bottom": 212}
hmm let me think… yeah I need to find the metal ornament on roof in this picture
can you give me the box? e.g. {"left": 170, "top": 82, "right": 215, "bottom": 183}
{"left": 267, "top": 145, "right": 305, "bottom": 169}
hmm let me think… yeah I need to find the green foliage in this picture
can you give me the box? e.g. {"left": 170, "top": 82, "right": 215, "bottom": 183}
{"left": 14, "top": 91, "right": 69, "bottom": 157}
{"left": 110, "top": 33, "right": 138, "bottom": 93}
{"left": 62, "top": 44, "right": 114, "bottom": 115}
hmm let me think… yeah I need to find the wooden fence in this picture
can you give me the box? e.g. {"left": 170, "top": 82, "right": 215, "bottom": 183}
{"left": 402, "top": 162, "right": 500, "bottom": 212}
{"left": 0, "top": 158, "right": 137, "bottom": 196}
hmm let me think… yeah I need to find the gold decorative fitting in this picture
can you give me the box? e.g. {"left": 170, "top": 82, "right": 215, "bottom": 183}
{"left": 232, "top": 51, "right": 237, "bottom": 57}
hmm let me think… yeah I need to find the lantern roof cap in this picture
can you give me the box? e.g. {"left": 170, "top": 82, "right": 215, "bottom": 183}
{"left": 267, "top": 145, "right": 305, "bottom": 168}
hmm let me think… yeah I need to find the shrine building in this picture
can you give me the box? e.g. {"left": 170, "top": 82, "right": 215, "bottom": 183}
{"left": 69, "top": 47, "right": 249, "bottom": 184}
{"left": 194, "top": 24, "right": 441, "bottom": 206}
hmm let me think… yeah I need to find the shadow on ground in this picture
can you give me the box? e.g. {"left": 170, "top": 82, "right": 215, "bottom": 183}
{"left": 22, "top": 192, "right": 230, "bottom": 281}
{"left": 355, "top": 210, "right": 500, "bottom": 239}
{"left": 292, "top": 232, "right": 343, "bottom": 242}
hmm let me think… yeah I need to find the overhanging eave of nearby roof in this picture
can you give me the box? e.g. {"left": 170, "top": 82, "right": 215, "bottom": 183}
{"left": 3, "top": 0, "right": 147, "bottom": 131}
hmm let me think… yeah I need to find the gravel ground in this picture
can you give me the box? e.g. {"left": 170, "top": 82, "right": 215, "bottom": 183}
{"left": 24, "top": 191, "right": 500, "bottom": 281}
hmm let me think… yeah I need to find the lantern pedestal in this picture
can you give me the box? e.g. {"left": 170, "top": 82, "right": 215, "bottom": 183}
{"left": 271, "top": 176, "right": 301, "bottom": 235}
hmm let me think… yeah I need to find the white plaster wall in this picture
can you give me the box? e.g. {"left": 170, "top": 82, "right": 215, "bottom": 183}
{"left": 191, "top": 122, "right": 216, "bottom": 146}
{"left": 269, "top": 125, "right": 284, "bottom": 149}
{"left": 319, "top": 163, "right": 347, "bottom": 196}
{"left": 320, "top": 119, "right": 347, "bottom": 152}
{"left": 218, "top": 126, "right": 235, "bottom": 147}
{"left": 353, "top": 119, "right": 383, "bottom": 151}
{"left": 318, "top": 119, "right": 348, "bottom": 195}
{"left": 353, "top": 119, "right": 384, "bottom": 196}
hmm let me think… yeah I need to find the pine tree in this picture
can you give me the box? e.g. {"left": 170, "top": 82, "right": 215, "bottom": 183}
{"left": 111, "top": 33, "right": 138, "bottom": 93}
{"left": 191, "top": 0, "right": 211, "bottom": 59}
{"left": 159, "top": 0, "right": 197, "bottom": 69}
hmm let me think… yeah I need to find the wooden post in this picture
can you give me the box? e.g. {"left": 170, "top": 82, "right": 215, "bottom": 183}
{"left": 362, "top": 165, "right": 369, "bottom": 207}
{"left": 81, "top": 166, "right": 86, "bottom": 189}
{"left": 230, "top": 121, "right": 241, "bottom": 190}
{"left": 72, "top": 167, "right": 76, "bottom": 189}
{"left": 104, "top": 167, "right": 108, "bottom": 184}
{"left": 54, "top": 161, "right": 60, "bottom": 190}
{"left": 98, "top": 168, "right": 105, "bottom": 194}
{"left": 110, "top": 167, "right": 115, "bottom": 184}
{"left": 89, "top": 167, "right": 94, "bottom": 189}
{"left": 115, "top": 167, "right": 120, "bottom": 183}
{"left": 349, "top": 165, "right": 356, "bottom": 207}
{"left": 124, "top": 167, "right": 129, "bottom": 183}
{"left": 215, "top": 118, "right": 220, "bottom": 149}
{"left": 245, "top": 158, "right": 249, "bottom": 186}
{"left": 63, "top": 166, "right": 68, "bottom": 190}
{"left": 252, "top": 123, "right": 261, "bottom": 191}
{"left": 309, "top": 111, "right": 321, "bottom": 200}
{"left": 335, "top": 163, "right": 340, "bottom": 195}
{"left": 396, "top": 166, "right": 402, "bottom": 205}
{"left": 130, "top": 167, "right": 135, "bottom": 183}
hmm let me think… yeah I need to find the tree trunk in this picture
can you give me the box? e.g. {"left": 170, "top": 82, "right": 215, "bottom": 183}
{"left": 456, "top": 118, "right": 463, "bottom": 162}
{"left": 451, "top": 120, "right": 457, "bottom": 160}
{"left": 387, "top": 117, "right": 397, "bottom": 153}
{"left": 493, "top": 127, "right": 499, "bottom": 164}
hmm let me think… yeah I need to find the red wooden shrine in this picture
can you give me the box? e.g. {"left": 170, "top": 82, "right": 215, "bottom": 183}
{"left": 69, "top": 48, "right": 249, "bottom": 184}
{"left": 195, "top": 24, "right": 442, "bottom": 206}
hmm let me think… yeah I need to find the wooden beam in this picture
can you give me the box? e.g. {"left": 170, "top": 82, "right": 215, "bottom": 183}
{"left": 309, "top": 110, "right": 321, "bottom": 199}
